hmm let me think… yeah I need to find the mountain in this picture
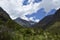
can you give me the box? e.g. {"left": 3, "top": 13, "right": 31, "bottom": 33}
{"left": 14, "top": 18, "right": 36, "bottom": 27}
{"left": 0, "top": 7, "right": 23, "bottom": 40}
{"left": 0, "top": 7, "right": 23, "bottom": 30}
{"left": 0, "top": 7, "right": 60, "bottom": 40}
{"left": 33, "top": 8, "right": 60, "bottom": 29}
{"left": 0, "top": 7, "right": 11, "bottom": 23}
{"left": 26, "top": 8, "right": 56, "bottom": 23}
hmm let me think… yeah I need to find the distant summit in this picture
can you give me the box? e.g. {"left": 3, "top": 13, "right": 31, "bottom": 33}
{"left": 14, "top": 17, "right": 36, "bottom": 27}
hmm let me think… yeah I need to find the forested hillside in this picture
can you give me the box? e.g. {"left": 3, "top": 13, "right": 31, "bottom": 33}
{"left": 0, "top": 7, "right": 60, "bottom": 40}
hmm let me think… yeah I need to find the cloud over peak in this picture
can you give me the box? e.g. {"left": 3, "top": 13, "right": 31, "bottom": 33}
{"left": 0, "top": 0, "right": 60, "bottom": 22}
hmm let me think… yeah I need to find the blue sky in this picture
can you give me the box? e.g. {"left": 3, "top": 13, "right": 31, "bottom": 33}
{"left": 0, "top": 0, "right": 60, "bottom": 22}
{"left": 23, "top": 0, "right": 56, "bottom": 22}
{"left": 26, "top": 8, "right": 56, "bottom": 22}
{"left": 26, "top": 8, "right": 46, "bottom": 21}
{"left": 23, "top": 0, "right": 29, "bottom": 5}
{"left": 23, "top": 0, "right": 42, "bottom": 5}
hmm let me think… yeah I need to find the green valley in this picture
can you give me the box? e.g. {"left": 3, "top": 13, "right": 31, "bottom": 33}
{"left": 0, "top": 7, "right": 60, "bottom": 40}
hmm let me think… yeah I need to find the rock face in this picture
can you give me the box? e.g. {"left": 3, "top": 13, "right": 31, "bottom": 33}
{"left": 33, "top": 8, "right": 60, "bottom": 29}
{"left": 14, "top": 17, "right": 36, "bottom": 27}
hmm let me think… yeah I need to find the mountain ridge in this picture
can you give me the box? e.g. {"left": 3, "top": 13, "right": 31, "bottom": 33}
{"left": 0, "top": 7, "right": 60, "bottom": 40}
{"left": 14, "top": 17, "right": 36, "bottom": 27}
{"left": 32, "top": 8, "right": 60, "bottom": 29}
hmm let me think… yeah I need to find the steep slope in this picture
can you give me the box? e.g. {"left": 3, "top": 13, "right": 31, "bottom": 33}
{"left": 14, "top": 17, "right": 36, "bottom": 27}
{"left": 0, "top": 7, "right": 11, "bottom": 23}
{"left": 0, "top": 7, "right": 23, "bottom": 40}
{"left": 46, "top": 9, "right": 60, "bottom": 34}
{"left": 33, "top": 9, "right": 60, "bottom": 29}
{"left": 0, "top": 7, "right": 22, "bottom": 28}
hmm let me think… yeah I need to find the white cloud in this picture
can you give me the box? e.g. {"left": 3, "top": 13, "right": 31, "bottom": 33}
{"left": 29, "top": 17, "right": 34, "bottom": 21}
{"left": 0, "top": 0, "right": 41, "bottom": 20}
{"left": 41, "top": 0, "right": 60, "bottom": 12}
{"left": 0, "top": 0, "right": 60, "bottom": 22}
{"left": 34, "top": 19, "right": 40, "bottom": 23}
{"left": 29, "top": 17, "right": 40, "bottom": 22}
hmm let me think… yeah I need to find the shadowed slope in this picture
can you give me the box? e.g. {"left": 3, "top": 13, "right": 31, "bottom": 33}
{"left": 33, "top": 8, "right": 60, "bottom": 29}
